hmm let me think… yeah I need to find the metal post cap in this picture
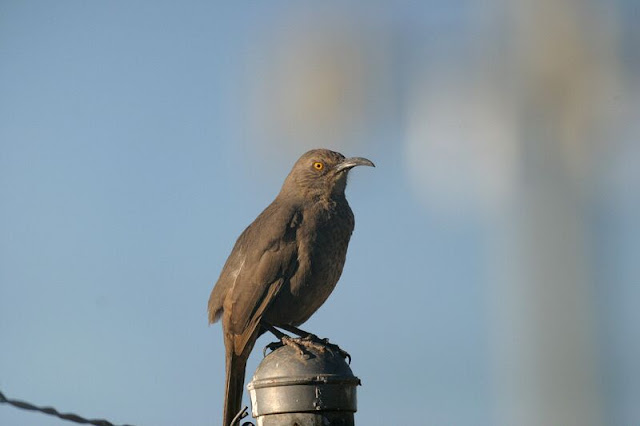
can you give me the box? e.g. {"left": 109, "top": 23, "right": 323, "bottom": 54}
{"left": 247, "top": 344, "right": 360, "bottom": 419}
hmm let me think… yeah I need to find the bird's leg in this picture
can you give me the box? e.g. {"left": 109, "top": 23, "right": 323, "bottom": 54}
{"left": 261, "top": 321, "right": 313, "bottom": 359}
{"left": 278, "top": 324, "right": 318, "bottom": 339}
{"left": 261, "top": 322, "right": 288, "bottom": 355}
{"left": 279, "top": 324, "right": 351, "bottom": 363}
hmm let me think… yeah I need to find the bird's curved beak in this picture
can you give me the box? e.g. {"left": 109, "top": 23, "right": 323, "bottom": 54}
{"left": 335, "top": 157, "right": 375, "bottom": 173}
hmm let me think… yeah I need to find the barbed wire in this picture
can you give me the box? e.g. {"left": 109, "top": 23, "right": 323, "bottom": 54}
{"left": 0, "top": 389, "right": 136, "bottom": 426}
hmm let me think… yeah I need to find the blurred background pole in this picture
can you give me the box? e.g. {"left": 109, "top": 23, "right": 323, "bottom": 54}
{"left": 486, "top": 0, "right": 620, "bottom": 425}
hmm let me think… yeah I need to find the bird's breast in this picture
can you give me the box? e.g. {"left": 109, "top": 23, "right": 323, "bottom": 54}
{"left": 265, "top": 202, "right": 355, "bottom": 326}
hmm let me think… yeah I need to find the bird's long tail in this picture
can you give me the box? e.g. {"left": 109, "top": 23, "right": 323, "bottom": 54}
{"left": 223, "top": 345, "right": 249, "bottom": 426}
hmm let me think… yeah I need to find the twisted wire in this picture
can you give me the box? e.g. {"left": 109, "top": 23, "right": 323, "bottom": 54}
{"left": 0, "top": 389, "right": 136, "bottom": 426}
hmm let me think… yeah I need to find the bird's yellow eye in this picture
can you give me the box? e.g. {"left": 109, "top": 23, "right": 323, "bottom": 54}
{"left": 313, "top": 162, "right": 324, "bottom": 171}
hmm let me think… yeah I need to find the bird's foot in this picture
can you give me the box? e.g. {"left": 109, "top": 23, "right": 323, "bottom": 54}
{"left": 264, "top": 335, "right": 314, "bottom": 359}
{"left": 275, "top": 324, "right": 351, "bottom": 362}
{"left": 295, "top": 334, "right": 351, "bottom": 363}
{"left": 262, "top": 326, "right": 351, "bottom": 362}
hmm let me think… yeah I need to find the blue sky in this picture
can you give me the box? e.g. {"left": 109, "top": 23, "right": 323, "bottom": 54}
{"left": 1, "top": 2, "right": 638, "bottom": 425}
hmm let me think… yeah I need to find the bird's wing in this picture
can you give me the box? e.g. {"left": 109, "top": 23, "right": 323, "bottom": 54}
{"left": 221, "top": 204, "right": 302, "bottom": 353}
{"left": 208, "top": 232, "right": 248, "bottom": 324}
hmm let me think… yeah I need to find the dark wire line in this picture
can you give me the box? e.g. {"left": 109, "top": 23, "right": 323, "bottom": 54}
{"left": 0, "top": 389, "right": 137, "bottom": 426}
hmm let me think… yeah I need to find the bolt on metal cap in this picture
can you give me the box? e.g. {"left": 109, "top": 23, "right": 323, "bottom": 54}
{"left": 247, "top": 343, "right": 360, "bottom": 424}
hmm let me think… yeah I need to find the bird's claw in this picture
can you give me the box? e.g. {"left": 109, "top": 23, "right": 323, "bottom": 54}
{"left": 318, "top": 339, "right": 351, "bottom": 363}
{"left": 263, "top": 340, "right": 284, "bottom": 357}
{"left": 296, "top": 334, "right": 351, "bottom": 363}
{"left": 263, "top": 334, "right": 350, "bottom": 363}
{"left": 263, "top": 336, "right": 313, "bottom": 359}
{"left": 281, "top": 336, "right": 314, "bottom": 359}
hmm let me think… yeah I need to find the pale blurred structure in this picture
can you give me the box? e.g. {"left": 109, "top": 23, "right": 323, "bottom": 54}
{"left": 239, "top": 1, "right": 639, "bottom": 425}
{"left": 241, "top": 6, "right": 394, "bottom": 164}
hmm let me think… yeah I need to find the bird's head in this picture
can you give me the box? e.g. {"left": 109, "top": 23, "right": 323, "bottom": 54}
{"left": 282, "top": 148, "right": 375, "bottom": 201}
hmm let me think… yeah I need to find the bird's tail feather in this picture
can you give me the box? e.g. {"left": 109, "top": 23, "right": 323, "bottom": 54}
{"left": 223, "top": 347, "right": 248, "bottom": 426}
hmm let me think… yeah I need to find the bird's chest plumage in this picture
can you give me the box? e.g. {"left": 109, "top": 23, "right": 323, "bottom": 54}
{"left": 306, "top": 207, "right": 354, "bottom": 287}
{"left": 266, "top": 200, "right": 354, "bottom": 326}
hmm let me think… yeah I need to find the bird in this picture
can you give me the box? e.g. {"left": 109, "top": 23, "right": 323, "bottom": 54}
{"left": 208, "top": 148, "right": 374, "bottom": 426}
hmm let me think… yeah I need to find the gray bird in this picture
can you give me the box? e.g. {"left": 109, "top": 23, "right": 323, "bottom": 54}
{"left": 208, "top": 148, "right": 374, "bottom": 426}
